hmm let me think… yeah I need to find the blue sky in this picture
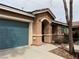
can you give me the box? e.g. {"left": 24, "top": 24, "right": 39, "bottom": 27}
{"left": 0, "top": 0, "right": 79, "bottom": 22}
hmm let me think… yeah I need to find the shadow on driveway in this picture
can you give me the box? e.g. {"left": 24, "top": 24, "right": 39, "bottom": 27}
{"left": 0, "top": 47, "right": 27, "bottom": 59}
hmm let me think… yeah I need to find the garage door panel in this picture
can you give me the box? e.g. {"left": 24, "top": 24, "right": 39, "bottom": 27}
{"left": 0, "top": 19, "right": 29, "bottom": 49}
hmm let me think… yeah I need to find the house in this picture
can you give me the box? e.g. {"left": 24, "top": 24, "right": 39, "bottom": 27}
{"left": 0, "top": 3, "right": 68, "bottom": 49}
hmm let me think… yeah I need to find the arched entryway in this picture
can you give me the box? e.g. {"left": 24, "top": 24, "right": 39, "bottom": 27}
{"left": 32, "top": 18, "right": 53, "bottom": 45}
{"left": 42, "top": 20, "right": 50, "bottom": 43}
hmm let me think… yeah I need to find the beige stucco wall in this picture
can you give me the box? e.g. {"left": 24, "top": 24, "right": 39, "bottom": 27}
{"left": 33, "top": 12, "right": 54, "bottom": 45}
{"left": 0, "top": 9, "right": 33, "bottom": 21}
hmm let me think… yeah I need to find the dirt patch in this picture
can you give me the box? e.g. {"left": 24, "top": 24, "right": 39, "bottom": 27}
{"left": 49, "top": 47, "right": 76, "bottom": 59}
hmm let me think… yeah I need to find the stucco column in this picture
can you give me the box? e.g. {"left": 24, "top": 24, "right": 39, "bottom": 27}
{"left": 32, "top": 20, "right": 42, "bottom": 45}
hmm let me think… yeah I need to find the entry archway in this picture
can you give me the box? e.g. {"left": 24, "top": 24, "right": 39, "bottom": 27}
{"left": 42, "top": 19, "right": 51, "bottom": 43}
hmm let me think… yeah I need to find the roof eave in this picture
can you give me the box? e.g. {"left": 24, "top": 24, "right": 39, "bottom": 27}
{"left": 52, "top": 20, "right": 68, "bottom": 26}
{"left": 0, "top": 3, "right": 35, "bottom": 17}
{"left": 32, "top": 9, "right": 56, "bottom": 19}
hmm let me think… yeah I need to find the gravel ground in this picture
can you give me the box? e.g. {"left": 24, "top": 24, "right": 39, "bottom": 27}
{"left": 49, "top": 47, "right": 76, "bottom": 59}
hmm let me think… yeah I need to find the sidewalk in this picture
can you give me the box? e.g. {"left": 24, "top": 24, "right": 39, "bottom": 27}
{"left": 0, "top": 44, "right": 65, "bottom": 59}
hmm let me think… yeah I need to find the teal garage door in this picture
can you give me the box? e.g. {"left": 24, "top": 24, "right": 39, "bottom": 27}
{"left": 0, "top": 19, "right": 29, "bottom": 49}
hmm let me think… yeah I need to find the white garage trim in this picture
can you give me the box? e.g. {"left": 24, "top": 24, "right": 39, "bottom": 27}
{"left": 0, "top": 14, "right": 33, "bottom": 47}
{"left": 28, "top": 22, "right": 33, "bottom": 46}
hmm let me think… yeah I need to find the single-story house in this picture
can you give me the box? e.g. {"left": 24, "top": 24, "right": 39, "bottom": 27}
{"left": 0, "top": 3, "right": 68, "bottom": 49}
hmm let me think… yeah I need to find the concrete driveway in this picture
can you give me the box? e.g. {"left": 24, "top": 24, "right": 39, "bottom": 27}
{"left": 0, "top": 44, "right": 65, "bottom": 59}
